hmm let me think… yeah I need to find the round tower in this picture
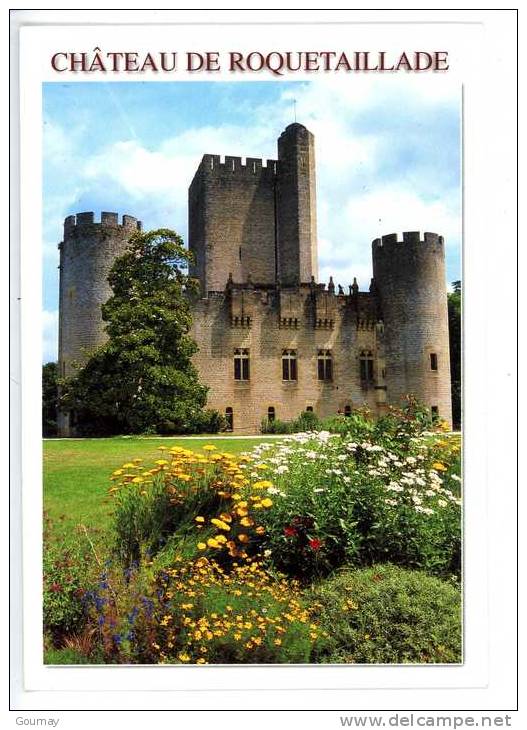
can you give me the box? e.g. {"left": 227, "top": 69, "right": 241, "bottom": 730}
{"left": 276, "top": 123, "right": 318, "bottom": 286}
{"left": 372, "top": 231, "right": 452, "bottom": 426}
{"left": 57, "top": 211, "right": 141, "bottom": 434}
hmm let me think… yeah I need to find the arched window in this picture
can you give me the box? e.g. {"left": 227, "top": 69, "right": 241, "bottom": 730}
{"left": 225, "top": 407, "right": 233, "bottom": 431}
{"left": 430, "top": 353, "right": 438, "bottom": 371}
{"left": 234, "top": 348, "right": 250, "bottom": 380}
{"left": 344, "top": 405, "right": 352, "bottom": 417}
{"left": 317, "top": 349, "right": 333, "bottom": 381}
{"left": 282, "top": 349, "right": 297, "bottom": 381}
{"left": 267, "top": 406, "right": 275, "bottom": 422}
{"left": 306, "top": 406, "right": 314, "bottom": 413}
{"left": 359, "top": 350, "right": 374, "bottom": 383}
{"left": 431, "top": 405, "right": 439, "bottom": 420}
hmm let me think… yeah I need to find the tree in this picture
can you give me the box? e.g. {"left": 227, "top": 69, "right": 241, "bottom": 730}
{"left": 448, "top": 280, "right": 461, "bottom": 429}
{"left": 42, "top": 362, "right": 58, "bottom": 436}
{"left": 64, "top": 229, "right": 210, "bottom": 435}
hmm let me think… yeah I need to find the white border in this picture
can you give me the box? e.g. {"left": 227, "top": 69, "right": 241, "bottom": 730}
{"left": 10, "top": 7, "right": 518, "bottom": 713}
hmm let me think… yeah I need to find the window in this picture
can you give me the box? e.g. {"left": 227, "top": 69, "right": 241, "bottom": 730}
{"left": 317, "top": 349, "right": 333, "bottom": 381}
{"left": 344, "top": 405, "right": 352, "bottom": 417}
{"left": 225, "top": 407, "right": 233, "bottom": 431}
{"left": 430, "top": 353, "right": 438, "bottom": 371}
{"left": 267, "top": 406, "right": 276, "bottom": 423}
{"left": 359, "top": 350, "right": 374, "bottom": 383}
{"left": 431, "top": 405, "right": 439, "bottom": 420}
{"left": 282, "top": 350, "right": 297, "bottom": 381}
{"left": 306, "top": 406, "right": 314, "bottom": 413}
{"left": 234, "top": 348, "right": 250, "bottom": 380}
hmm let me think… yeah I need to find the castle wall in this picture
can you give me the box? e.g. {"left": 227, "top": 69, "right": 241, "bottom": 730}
{"left": 189, "top": 155, "right": 277, "bottom": 293}
{"left": 372, "top": 232, "right": 452, "bottom": 425}
{"left": 191, "top": 286, "right": 385, "bottom": 434}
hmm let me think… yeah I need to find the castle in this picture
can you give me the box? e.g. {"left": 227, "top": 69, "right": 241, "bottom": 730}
{"left": 57, "top": 123, "right": 452, "bottom": 436}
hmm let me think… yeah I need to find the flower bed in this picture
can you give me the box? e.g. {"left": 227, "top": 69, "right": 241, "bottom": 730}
{"left": 44, "top": 408, "right": 462, "bottom": 664}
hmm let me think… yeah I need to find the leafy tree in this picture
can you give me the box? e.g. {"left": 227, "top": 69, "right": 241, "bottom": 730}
{"left": 448, "top": 280, "right": 461, "bottom": 429}
{"left": 63, "top": 229, "right": 210, "bottom": 435}
{"left": 42, "top": 362, "right": 58, "bottom": 436}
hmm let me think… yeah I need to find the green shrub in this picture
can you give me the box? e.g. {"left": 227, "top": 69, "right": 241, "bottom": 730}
{"left": 43, "top": 525, "right": 94, "bottom": 645}
{"left": 251, "top": 429, "right": 461, "bottom": 581}
{"left": 291, "top": 410, "right": 321, "bottom": 432}
{"left": 85, "top": 556, "right": 323, "bottom": 664}
{"left": 44, "top": 647, "right": 94, "bottom": 665}
{"left": 261, "top": 418, "right": 293, "bottom": 434}
{"left": 321, "top": 411, "right": 375, "bottom": 438}
{"left": 309, "top": 564, "right": 462, "bottom": 664}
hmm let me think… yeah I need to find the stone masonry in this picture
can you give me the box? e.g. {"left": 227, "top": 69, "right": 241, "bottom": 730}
{"left": 57, "top": 123, "right": 452, "bottom": 436}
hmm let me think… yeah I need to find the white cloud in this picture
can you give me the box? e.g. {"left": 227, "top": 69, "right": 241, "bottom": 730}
{"left": 42, "top": 309, "right": 58, "bottom": 363}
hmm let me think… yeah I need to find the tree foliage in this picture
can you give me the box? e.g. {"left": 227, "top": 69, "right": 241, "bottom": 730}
{"left": 42, "top": 362, "right": 58, "bottom": 437}
{"left": 448, "top": 280, "right": 461, "bottom": 429}
{"left": 63, "top": 229, "right": 210, "bottom": 435}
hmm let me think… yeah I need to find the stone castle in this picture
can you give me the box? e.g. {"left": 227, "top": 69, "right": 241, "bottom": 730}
{"left": 57, "top": 123, "right": 452, "bottom": 436}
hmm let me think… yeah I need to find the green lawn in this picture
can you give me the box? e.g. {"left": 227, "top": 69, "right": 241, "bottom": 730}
{"left": 43, "top": 436, "right": 275, "bottom": 541}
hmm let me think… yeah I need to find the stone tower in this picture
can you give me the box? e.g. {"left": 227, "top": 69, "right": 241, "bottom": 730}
{"left": 372, "top": 232, "right": 452, "bottom": 424}
{"left": 188, "top": 154, "right": 278, "bottom": 294}
{"left": 188, "top": 123, "right": 318, "bottom": 294}
{"left": 57, "top": 211, "right": 141, "bottom": 435}
{"left": 276, "top": 123, "right": 318, "bottom": 286}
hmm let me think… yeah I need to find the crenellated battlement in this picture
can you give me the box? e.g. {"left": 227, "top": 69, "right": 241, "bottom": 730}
{"left": 197, "top": 154, "right": 278, "bottom": 178}
{"left": 63, "top": 212, "right": 142, "bottom": 235}
{"left": 372, "top": 231, "right": 444, "bottom": 252}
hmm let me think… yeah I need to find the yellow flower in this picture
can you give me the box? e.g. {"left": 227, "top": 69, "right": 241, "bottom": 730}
{"left": 211, "top": 518, "right": 231, "bottom": 531}
{"left": 196, "top": 658, "right": 207, "bottom": 664}
{"left": 256, "top": 464, "right": 268, "bottom": 470}
{"left": 178, "top": 652, "right": 191, "bottom": 662}
{"left": 181, "top": 603, "right": 193, "bottom": 610}
{"left": 155, "top": 459, "right": 169, "bottom": 465}
{"left": 240, "top": 517, "right": 254, "bottom": 527}
{"left": 236, "top": 507, "right": 249, "bottom": 517}
{"left": 203, "top": 444, "right": 217, "bottom": 451}
{"left": 122, "top": 462, "right": 136, "bottom": 469}
{"left": 197, "top": 542, "right": 207, "bottom": 550}
{"left": 255, "top": 526, "right": 265, "bottom": 535}
{"left": 207, "top": 538, "right": 220, "bottom": 548}
{"left": 219, "top": 513, "right": 232, "bottom": 523}
{"left": 178, "top": 474, "right": 192, "bottom": 482}
{"left": 238, "top": 534, "right": 250, "bottom": 544}
{"left": 215, "top": 534, "right": 227, "bottom": 544}
{"left": 131, "top": 476, "right": 144, "bottom": 483}
{"left": 432, "top": 462, "right": 447, "bottom": 471}
{"left": 261, "top": 497, "right": 273, "bottom": 508}
{"left": 195, "top": 516, "right": 205, "bottom": 523}
{"left": 274, "top": 638, "right": 282, "bottom": 646}
{"left": 253, "top": 480, "right": 273, "bottom": 489}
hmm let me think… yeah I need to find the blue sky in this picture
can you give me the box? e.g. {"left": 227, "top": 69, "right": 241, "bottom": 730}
{"left": 43, "top": 79, "right": 461, "bottom": 363}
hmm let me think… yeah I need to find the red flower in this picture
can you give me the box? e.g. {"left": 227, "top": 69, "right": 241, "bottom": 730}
{"left": 284, "top": 526, "right": 297, "bottom": 537}
{"left": 50, "top": 583, "right": 63, "bottom": 593}
{"left": 308, "top": 538, "right": 323, "bottom": 551}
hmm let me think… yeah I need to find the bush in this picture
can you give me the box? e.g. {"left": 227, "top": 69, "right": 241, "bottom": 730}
{"left": 320, "top": 410, "right": 375, "bottom": 438}
{"left": 250, "top": 429, "right": 461, "bottom": 581}
{"left": 309, "top": 564, "right": 461, "bottom": 664}
{"left": 261, "top": 410, "right": 320, "bottom": 434}
{"left": 261, "top": 418, "right": 293, "bottom": 434}
{"left": 43, "top": 524, "right": 94, "bottom": 645}
{"left": 84, "top": 556, "right": 324, "bottom": 664}
{"left": 111, "top": 444, "right": 268, "bottom": 567}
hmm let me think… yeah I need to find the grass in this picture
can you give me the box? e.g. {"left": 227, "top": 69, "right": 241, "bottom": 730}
{"left": 43, "top": 436, "right": 276, "bottom": 541}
